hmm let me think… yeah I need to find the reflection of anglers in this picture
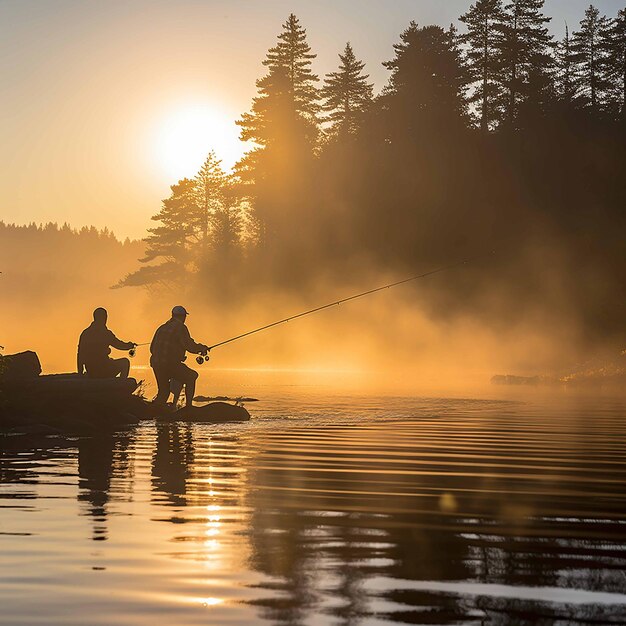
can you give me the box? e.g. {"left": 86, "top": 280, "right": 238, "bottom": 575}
{"left": 150, "top": 305, "right": 209, "bottom": 409}
{"left": 77, "top": 307, "right": 137, "bottom": 378}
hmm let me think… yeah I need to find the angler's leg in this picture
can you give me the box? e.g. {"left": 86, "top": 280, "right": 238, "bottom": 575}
{"left": 173, "top": 363, "right": 198, "bottom": 409}
{"left": 153, "top": 366, "right": 171, "bottom": 405}
{"left": 170, "top": 379, "right": 183, "bottom": 406}
{"left": 113, "top": 358, "right": 130, "bottom": 379}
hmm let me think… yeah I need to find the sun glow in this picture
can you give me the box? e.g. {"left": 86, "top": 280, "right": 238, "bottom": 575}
{"left": 153, "top": 103, "right": 245, "bottom": 181}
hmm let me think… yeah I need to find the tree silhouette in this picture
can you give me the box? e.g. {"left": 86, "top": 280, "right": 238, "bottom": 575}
{"left": 603, "top": 8, "right": 626, "bottom": 117}
{"left": 237, "top": 13, "right": 319, "bottom": 156}
{"left": 117, "top": 155, "right": 244, "bottom": 293}
{"left": 192, "top": 152, "right": 227, "bottom": 263}
{"left": 236, "top": 14, "right": 320, "bottom": 247}
{"left": 321, "top": 42, "right": 373, "bottom": 138}
{"left": 571, "top": 5, "right": 611, "bottom": 111}
{"left": 460, "top": 0, "right": 507, "bottom": 130}
{"left": 113, "top": 5, "right": 626, "bottom": 346}
{"left": 211, "top": 175, "right": 244, "bottom": 260}
{"left": 383, "top": 23, "right": 467, "bottom": 123}
{"left": 500, "top": 0, "right": 553, "bottom": 124}
{"left": 555, "top": 24, "right": 578, "bottom": 105}
{"left": 378, "top": 22, "right": 468, "bottom": 149}
{"left": 117, "top": 179, "right": 195, "bottom": 290}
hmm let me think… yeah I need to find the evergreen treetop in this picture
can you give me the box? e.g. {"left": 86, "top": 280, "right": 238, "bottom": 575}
{"left": 321, "top": 42, "right": 373, "bottom": 137}
{"left": 460, "top": 0, "right": 508, "bottom": 130}
{"left": 238, "top": 13, "right": 320, "bottom": 151}
{"left": 555, "top": 23, "right": 577, "bottom": 103}
{"left": 264, "top": 13, "right": 320, "bottom": 119}
{"left": 500, "top": 0, "right": 553, "bottom": 122}
{"left": 602, "top": 8, "right": 626, "bottom": 114}
{"left": 571, "top": 4, "right": 611, "bottom": 110}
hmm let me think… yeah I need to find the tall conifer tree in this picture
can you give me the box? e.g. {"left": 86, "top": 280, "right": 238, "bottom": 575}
{"left": 603, "top": 9, "right": 626, "bottom": 115}
{"left": 382, "top": 23, "right": 467, "bottom": 126}
{"left": 556, "top": 24, "right": 578, "bottom": 103}
{"left": 237, "top": 14, "right": 319, "bottom": 159}
{"left": 211, "top": 176, "right": 244, "bottom": 258}
{"left": 236, "top": 14, "right": 320, "bottom": 245}
{"left": 571, "top": 5, "right": 611, "bottom": 111}
{"left": 460, "top": 0, "right": 507, "bottom": 130}
{"left": 321, "top": 43, "right": 373, "bottom": 138}
{"left": 193, "top": 151, "right": 227, "bottom": 262}
{"left": 500, "top": 0, "right": 553, "bottom": 123}
{"left": 117, "top": 179, "right": 196, "bottom": 289}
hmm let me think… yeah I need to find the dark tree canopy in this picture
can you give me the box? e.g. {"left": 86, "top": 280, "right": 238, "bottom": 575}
{"left": 119, "top": 7, "right": 626, "bottom": 345}
{"left": 381, "top": 22, "right": 468, "bottom": 133}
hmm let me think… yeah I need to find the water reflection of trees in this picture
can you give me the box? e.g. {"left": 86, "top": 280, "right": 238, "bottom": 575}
{"left": 241, "top": 427, "right": 626, "bottom": 625}
{"left": 244, "top": 465, "right": 474, "bottom": 624}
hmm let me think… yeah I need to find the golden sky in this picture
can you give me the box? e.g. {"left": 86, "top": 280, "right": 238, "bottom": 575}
{"left": 1, "top": 0, "right": 621, "bottom": 238}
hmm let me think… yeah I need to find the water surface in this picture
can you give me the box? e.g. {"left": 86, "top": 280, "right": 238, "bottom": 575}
{"left": 2, "top": 378, "right": 626, "bottom": 625}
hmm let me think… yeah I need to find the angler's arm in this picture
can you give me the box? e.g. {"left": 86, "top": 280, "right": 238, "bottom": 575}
{"left": 110, "top": 331, "right": 135, "bottom": 351}
{"left": 183, "top": 327, "right": 208, "bottom": 354}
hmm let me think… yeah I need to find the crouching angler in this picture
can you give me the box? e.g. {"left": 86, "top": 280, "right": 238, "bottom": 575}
{"left": 77, "top": 307, "right": 136, "bottom": 378}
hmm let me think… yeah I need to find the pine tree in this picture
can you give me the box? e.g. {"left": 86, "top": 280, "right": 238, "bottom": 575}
{"left": 500, "top": 0, "right": 553, "bottom": 124}
{"left": 555, "top": 23, "right": 578, "bottom": 103}
{"left": 237, "top": 13, "right": 319, "bottom": 159}
{"left": 192, "top": 151, "right": 227, "bottom": 262}
{"left": 448, "top": 23, "right": 470, "bottom": 116}
{"left": 211, "top": 175, "right": 243, "bottom": 258}
{"left": 116, "top": 179, "right": 196, "bottom": 289}
{"left": 603, "top": 9, "right": 626, "bottom": 116}
{"left": 321, "top": 43, "right": 373, "bottom": 138}
{"left": 382, "top": 22, "right": 467, "bottom": 131}
{"left": 571, "top": 5, "right": 611, "bottom": 111}
{"left": 460, "top": 0, "right": 508, "bottom": 130}
{"left": 236, "top": 14, "right": 320, "bottom": 246}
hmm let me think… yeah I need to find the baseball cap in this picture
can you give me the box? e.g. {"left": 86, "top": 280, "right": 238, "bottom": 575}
{"left": 172, "top": 305, "right": 189, "bottom": 316}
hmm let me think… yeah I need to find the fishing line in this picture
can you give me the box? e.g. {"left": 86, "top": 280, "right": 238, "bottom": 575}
{"left": 205, "top": 254, "right": 489, "bottom": 354}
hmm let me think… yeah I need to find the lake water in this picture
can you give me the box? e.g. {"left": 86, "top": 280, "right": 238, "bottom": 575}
{"left": 2, "top": 374, "right": 626, "bottom": 625}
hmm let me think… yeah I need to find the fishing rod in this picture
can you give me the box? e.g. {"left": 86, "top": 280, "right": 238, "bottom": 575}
{"left": 128, "top": 254, "right": 487, "bottom": 364}
{"left": 203, "top": 255, "right": 486, "bottom": 357}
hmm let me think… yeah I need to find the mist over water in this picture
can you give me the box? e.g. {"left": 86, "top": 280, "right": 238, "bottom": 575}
{"left": 0, "top": 223, "right": 620, "bottom": 388}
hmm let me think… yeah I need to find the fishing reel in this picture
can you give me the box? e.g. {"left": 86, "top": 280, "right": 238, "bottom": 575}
{"left": 196, "top": 351, "right": 210, "bottom": 365}
{"left": 129, "top": 342, "right": 149, "bottom": 359}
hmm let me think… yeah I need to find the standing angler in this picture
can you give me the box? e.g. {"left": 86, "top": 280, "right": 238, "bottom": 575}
{"left": 77, "top": 307, "right": 136, "bottom": 378}
{"left": 150, "top": 305, "right": 209, "bottom": 409}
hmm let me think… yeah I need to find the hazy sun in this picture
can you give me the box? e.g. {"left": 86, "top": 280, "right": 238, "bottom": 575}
{"left": 153, "top": 103, "right": 245, "bottom": 181}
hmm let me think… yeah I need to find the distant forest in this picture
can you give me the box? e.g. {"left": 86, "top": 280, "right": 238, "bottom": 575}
{"left": 0, "top": 222, "right": 142, "bottom": 302}
{"left": 116, "top": 2, "right": 626, "bottom": 343}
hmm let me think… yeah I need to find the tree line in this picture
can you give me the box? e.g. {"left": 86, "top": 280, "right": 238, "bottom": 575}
{"left": 1, "top": 221, "right": 142, "bottom": 296}
{"left": 118, "top": 2, "right": 626, "bottom": 341}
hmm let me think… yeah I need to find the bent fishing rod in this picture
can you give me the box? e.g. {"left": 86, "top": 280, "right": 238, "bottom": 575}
{"left": 200, "top": 254, "right": 488, "bottom": 358}
{"left": 130, "top": 254, "right": 488, "bottom": 363}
